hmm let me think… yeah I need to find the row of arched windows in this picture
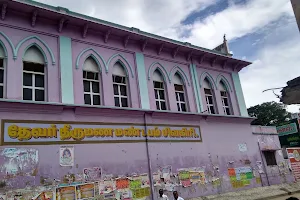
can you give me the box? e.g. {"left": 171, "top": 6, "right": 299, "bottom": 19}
{"left": 151, "top": 68, "right": 232, "bottom": 115}
{"left": 0, "top": 43, "right": 233, "bottom": 115}
{"left": 203, "top": 78, "right": 231, "bottom": 115}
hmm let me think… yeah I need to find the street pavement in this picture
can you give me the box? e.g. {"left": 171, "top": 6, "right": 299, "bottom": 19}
{"left": 189, "top": 182, "right": 300, "bottom": 200}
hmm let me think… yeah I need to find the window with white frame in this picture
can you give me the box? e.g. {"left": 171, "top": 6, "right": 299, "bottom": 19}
{"left": 112, "top": 62, "right": 128, "bottom": 107}
{"left": 220, "top": 81, "right": 231, "bottom": 115}
{"left": 153, "top": 70, "right": 167, "bottom": 110}
{"left": 0, "top": 45, "right": 4, "bottom": 98}
{"left": 174, "top": 73, "right": 187, "bottom": 112}
{"left": 203, "top": 78, "right": 216, "bottom": 114}
{"left": 22, "top": 46, "right": 45, "bottom": 101}
{"left": 83, "top": 57, "right": 101, "bottom": 105}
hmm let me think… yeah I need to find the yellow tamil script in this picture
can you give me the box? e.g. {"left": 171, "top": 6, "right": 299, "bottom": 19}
{"left": 7, "top": 124, "right": 200, "bottom": 141}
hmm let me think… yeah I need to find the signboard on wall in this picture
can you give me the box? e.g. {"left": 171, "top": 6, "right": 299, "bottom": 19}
{"left": 278, "top": 119, "right": 300, "bottom": 147}
{"left": 279, "top": 133, "right": 300, "bottom": 147}
{"left": 277, "top": 122, "right": 298, "bottom": 136}
{"left": 287, "top": 148, "right": 300, "bottom": 181}
{"left": 252, "top": 126, "right": 277, "bottom": 134}
{"left": 1, "top": 119, "right": 202, "bottom": 145}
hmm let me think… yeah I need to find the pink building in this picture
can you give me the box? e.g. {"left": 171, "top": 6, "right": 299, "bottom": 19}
{"left": 0, "top": 0, "right": 294, "bottom": 199}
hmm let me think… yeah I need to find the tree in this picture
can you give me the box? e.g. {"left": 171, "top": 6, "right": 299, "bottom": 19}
{"left": 247, "top": 101, "right": 291, "bottom": 126}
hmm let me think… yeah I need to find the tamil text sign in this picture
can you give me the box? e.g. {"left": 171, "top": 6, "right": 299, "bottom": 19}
{"left": 1, "top": 120, "right": 201, "bottom": 145}
{"left": 277, "top": 123, "right": 298, "bottom": 136}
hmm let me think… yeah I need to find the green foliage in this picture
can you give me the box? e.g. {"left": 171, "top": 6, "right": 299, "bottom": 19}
{"left": 247, "top": 101, "right": 291, "bottom": 126}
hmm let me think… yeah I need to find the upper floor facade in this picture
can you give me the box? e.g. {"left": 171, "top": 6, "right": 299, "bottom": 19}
{"left": 0, "top": 0, "right": 251, "bottom": 117}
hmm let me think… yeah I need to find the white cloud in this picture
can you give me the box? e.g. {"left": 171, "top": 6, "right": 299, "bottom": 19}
{"left": 239, "top": 31, "right": 300, "bottom": 113}
{"left": 179, "top": 0, "right": 294, "bottom": 48}
{"left": 36, "top": 0, "right": 300, "bottom": 113}
{"left": 37, "top": 0, "right": 293, "bottom": 49}
{"left": 38, "top": 0, "right": 216, "bottom": 34}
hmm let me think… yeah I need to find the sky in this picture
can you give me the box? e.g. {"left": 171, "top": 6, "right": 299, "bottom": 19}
{"left": 38, "top": 0, "right": 300, "bottom": 113}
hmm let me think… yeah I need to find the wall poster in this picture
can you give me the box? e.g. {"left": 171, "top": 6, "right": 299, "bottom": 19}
{"left": 228, "top": 167, "right": 253, "bottom": 188}
{"left": 32, "top": 191, "right": 53, "bottom": 200}
{"left": 56, "top": 186, "right": 76, "bottom": 200}
{"left": 287, "top": 147, "right": 300, "bottom": 181}
{"left": 76, "top": 183, "right": 95, "bottom": 199}
{"left": 238, "top": 143, "right": 248, "bottom": 152}
{"left": 83, "top": 167, "right": 101, "bottom": 181}
{"left": 0, "top": 148, "right": 38, "bottom": 177}
{"left": 59, "top": 146, "right": 74, "bottom": 167}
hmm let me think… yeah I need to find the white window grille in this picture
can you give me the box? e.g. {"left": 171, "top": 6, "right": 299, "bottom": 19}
{"left": 203, "top": 78, "right": 216, "bottom": 114}
{"left": 22, "top": 46, "right": 45, "bottom": 101}
{"left": 220, "top": 82, "right": 231, "bottom": 115}
{"left": 83, "top": 57, "right": 101, "bottom": 105}
{"left": 0, "top": 58, "right": 4, "bottom": 98}
{"left": 153, "top": 70, "right": 167, "bottom": 110}
{"left": 174, "top": 73, "right": 187, "bottom": 112}
{"left": 113, "top": 62, "right": 128, "bottom": 107}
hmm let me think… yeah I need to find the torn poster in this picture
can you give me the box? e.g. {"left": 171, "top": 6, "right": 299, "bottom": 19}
{"left": 83, "top": 167, "right": 101, "bottom": 181}
{"left": 0, "top": 194, "right": 6, "bottom": 200}
{"left": 0, "top": 148, "right": 38, "bottom": 176}
{"left": 59, "top": 146, "right": 74, "bottom": 167}
{"left": 140, "top": 174, "right": 150, "bottom": 188}
{"left": 116, "top": 178, "right": 130, "bottom": 190}
{"left": 181, "top": 179, "right": 192, "bottom": 187}
{"left": 130, "top": 177, "right": 142, "bottom": 190}
{"left": 179, "top": 170, "right": 192, "bottom": 187}
{"left": 160, "top": 166, "right": 172, "bottom": 183}
{"left": 76, "top": 183, "right": 95, "bottom": 200}
{"left": 56, "top": 186, "right": 76, "bottom": 200}
{"left": 152, "top": 173, "right": 161, "bottom": 186}
{"left": 120, "top": 190, "right": 132, "bottom": 200}
{"left": 99, "top": 180, "right": 116, "bottom": 194}
{"left": 190, "top": 171, "right": 201, "bottom": 183}
{"left": 103, "top": 192, "right": 115, "bottom": 199}
{"left": 32, "top": 191, "right": 53, "bottom": 200}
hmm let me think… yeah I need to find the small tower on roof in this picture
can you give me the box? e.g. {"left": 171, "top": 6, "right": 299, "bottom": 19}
{"left": 213, "top": 34, "right": 232, "bottom": 57}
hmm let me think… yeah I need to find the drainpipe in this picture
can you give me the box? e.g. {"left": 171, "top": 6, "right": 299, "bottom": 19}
{"left": 144, "top": 111, "right": 155, "bottom": 200}
{"left": 257, "top": 142, "right": 270, "bottom": 186}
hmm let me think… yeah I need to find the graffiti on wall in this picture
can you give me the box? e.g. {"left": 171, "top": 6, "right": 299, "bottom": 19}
{"left": 0, "top": 148, "right": 38, "bottom": 177}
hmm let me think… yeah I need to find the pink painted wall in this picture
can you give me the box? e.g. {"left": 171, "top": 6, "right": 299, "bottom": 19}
{"left": 0, "top": 26, "right": 60, "bottom": 102}
{"left": 0, "top": 2, "right": 290, "bottom": 200}
{"left": 0, "top": 102, "right": 294, "bottom": 199}
{"left": 144, "top": 56, "right": 197, "bottom": 112}
{"left": 255, "top": 134, "right": 293, "bottom": 186}
{"left": 197, "top": 65, "right": 240, "bottom": 115}
{"left": 0, "top": 5, "right": 241, "bottom": 115}
{"left": 72, "top": 42, "right": 139, "bottom": 107}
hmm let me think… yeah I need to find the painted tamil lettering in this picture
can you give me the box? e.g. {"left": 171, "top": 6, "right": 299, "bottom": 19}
{"left": 3, "top": 120, "right": 201, "bottom": 144}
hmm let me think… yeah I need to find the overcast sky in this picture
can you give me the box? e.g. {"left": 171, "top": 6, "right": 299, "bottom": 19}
{"left": 38, "top": 0, "right": 300, "bottom": 112}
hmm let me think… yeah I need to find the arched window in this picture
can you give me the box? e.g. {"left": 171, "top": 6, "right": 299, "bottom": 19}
{"left": 153, "top": 70, "right": 167, "bottom": 110}
{"left": 22, "top": 46, "right": 45, "bottom": 101}
{"left": 83, "top": 57, "right": 101, "bottom": 105}
{"left": 174, "top": 73, "right": 187, "bottom": 112}
{"left": 220, "top": 81, "right": 231, "bottom": 115}
{"left": 203, "top": 78, "right": 216, "bottom": 114}
{"left": 112, "top": 62, "right": 128, "bottom": 107}
{"left": 0, "top": 45, "right": 4, "bottom": 98}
